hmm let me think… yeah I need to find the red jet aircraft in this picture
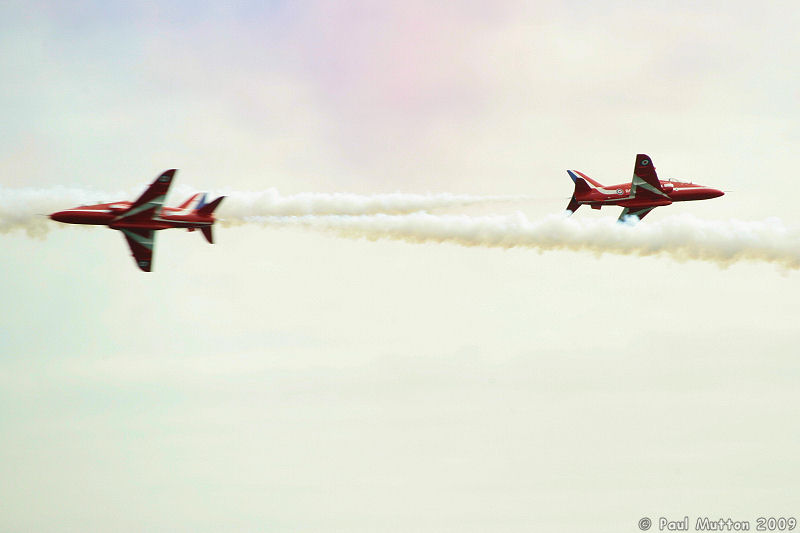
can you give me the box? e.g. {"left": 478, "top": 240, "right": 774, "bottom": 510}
{"left": 566, "top": 154, "right": 723, "bottom": 221}
{"left": 50, "top": 170, "right": 224, "bottom": 272}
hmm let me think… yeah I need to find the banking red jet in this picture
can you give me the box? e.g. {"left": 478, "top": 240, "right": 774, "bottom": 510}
{"left": 566, "top": 154, "right": 723, "bottom": 221}
{"left": 50, "top": 170, "right": 224, "bottom": 272}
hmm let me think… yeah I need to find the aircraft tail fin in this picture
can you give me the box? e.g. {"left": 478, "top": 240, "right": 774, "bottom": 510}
{"left": 197, "top": 196, "right": 224, "bottom": 216}
{"left": 568, "top": 170, "right": 604, "bottom": 188}
{"left": 566, "top": 170, "right": 602, "bottom": 214}
{"left": 177, "top": 192, "right": 204, "bottom": 210}
{"left": 201, "top": 226, "right": 214, "bottom": 244}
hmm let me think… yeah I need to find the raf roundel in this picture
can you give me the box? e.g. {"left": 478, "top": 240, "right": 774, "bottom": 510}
{"left": 641, "top": 159, "right": 649, "bottom": 166}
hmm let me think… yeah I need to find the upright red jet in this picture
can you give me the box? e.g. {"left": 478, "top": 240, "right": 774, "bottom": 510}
{"left": 566, "top": 154, "right": 723, "bottom": 221}
{"left": 50, "top": 170, "right": 224, "bottom": 272}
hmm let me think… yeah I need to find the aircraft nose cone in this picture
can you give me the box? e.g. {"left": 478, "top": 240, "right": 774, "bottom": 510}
{"left": 710, "top": 188, "right": 724, "bottom": 199}
{"left": 50, "top": 211, "right": 70, "bottom": 222}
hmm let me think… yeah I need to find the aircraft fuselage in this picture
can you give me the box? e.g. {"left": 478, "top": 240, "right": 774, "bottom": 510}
{"left": 573, "top": 174, "right": 724, "bottom": 210}
{"left": 50, "top": 202, "right": 215, "bottom": 230}
{"left": 49, "top": 169, "right": 224, "bottom": 271}
{"left": 566, "top": 155, "right": 724, "bottom": 221}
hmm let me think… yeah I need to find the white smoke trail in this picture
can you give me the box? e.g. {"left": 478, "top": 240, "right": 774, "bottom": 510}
{"left": 246, "top": 212, "right": 800, "bottom": 269}
{"left": 0, "top": 185, "right": 527, "bottom": 237}
{"left": 213, "top": 188, "right": 531, "bottom": 220}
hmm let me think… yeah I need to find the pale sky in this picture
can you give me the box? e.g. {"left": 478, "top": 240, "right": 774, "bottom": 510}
{"left": 1, "top": 1, "right": 799, "bottom": 532}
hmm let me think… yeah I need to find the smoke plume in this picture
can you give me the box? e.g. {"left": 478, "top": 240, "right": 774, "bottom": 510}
{"left": 215, "top": 188, "right": 529, "bottom": 219}
{"left": 5, "top": 185, "right": 798, "bottom": 269}
{"left": 0, "top": 185, "right": 524, "bottom": 237}
{"left": 246, "top": 212, "right": 800, "bottom": 269}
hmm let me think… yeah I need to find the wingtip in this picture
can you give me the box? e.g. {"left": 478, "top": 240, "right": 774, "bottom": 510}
{"left": 154, "top": 169, "right": 178, "bottom": 185}
{"left": 152, "top": 169, "right": 177, "bottom": 184}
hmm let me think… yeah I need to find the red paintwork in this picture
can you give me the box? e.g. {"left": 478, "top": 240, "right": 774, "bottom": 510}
{"left": 49, "top": 201, "right": 219, "bottom": 229}
{"left": 570, "top": 171, "right": 724, "bottom": 208}
{"left": 49, "top": 169, "right": 224, "bottom": 271}
{"left": 567, "top": 154, "right": 724, "bottom": 221}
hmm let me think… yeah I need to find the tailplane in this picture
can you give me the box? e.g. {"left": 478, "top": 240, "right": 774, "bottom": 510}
{"left": 201, "top": 226, "right": 214, "bottom": 244}
{"left": 197, "top": 195, "right": 225, "bottom": 244}
{"left": 196, "top": 195, "right": 223, "bottom": 244}
{"left": 566, "top": 197, "right": 581, "bottom": 213}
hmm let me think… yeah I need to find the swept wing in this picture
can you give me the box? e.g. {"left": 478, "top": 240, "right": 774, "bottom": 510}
{"left": 120, "top": 227, "right": 156, "bottom": 272}
{"left": 114, "top": 169, "right": 176, "bottom": 223}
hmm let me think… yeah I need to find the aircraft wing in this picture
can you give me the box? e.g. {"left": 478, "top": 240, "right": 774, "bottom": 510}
{"left": 119, "top": 228, "right": 156, "bottom": 272}
{"left": 630, "top": 154, "right": 669, "bottom": 201}
{"left": 115, "top": 169, "right": 176, "bottom": 223}
{"left": 618, "top": 206, "right": 656, "bottom": 222}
